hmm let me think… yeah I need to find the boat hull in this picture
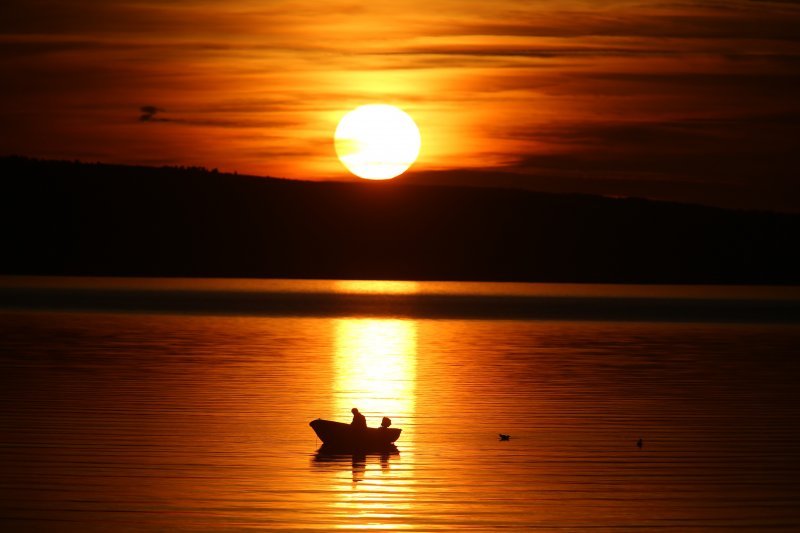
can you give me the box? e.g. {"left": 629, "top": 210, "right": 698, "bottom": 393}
{"left": 309, "top": 419, "right": 401, "bottom": 451}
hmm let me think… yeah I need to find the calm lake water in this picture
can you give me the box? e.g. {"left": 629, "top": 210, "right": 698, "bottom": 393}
{"left": 1, "top": 278, "right": 799, "bottom": 531}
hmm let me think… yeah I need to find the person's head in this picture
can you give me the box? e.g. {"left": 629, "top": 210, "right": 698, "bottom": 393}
{"left": 351, "top": 408, "right": 359, "bottom": 414}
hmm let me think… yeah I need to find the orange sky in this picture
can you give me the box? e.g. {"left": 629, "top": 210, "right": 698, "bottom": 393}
{"left": 1, "top": 1, "right": 799, "bottom": 211}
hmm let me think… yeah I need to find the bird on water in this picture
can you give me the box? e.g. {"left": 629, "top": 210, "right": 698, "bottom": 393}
{"left": 499, "top": 434, "right": 510, "bottom": 441}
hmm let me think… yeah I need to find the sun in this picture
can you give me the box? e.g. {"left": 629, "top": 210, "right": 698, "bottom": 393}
{"left": 334, "top": 104, "right": 421, "bottom": 180}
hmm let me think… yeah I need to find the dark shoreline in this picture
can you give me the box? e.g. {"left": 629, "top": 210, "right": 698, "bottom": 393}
{"left": 3, "top": 286, "right": 799, "bottom": 323}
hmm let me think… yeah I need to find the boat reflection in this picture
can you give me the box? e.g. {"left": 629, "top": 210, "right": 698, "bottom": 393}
{"left": 313, "top": 445, "right": 399, "bottom": 484}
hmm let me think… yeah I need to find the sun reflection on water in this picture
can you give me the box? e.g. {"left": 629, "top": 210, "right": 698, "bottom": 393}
{"left": 334, "top": 319, "right": 417, "bottom": 426}
{"left": 331, "top": 318, "right": 418, "bottom": 529}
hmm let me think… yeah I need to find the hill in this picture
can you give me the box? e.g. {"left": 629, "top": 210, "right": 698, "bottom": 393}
{"left": 1, "top": 156, "right": 798, "bottom": 284}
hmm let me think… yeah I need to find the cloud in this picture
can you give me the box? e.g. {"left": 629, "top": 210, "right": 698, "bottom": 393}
{"left": 396, "top": 112, "right": 798, "bottom": 211}
{"left": 136, "top": 104, "right": 299, "bottom": 130}
{"left": 139, "top": 105, "right": 166, "bottom": 122}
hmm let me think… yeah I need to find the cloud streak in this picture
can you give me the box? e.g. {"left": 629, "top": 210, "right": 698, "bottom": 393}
{"left": 139, "top": 105, "right": 164, "bottom": 122}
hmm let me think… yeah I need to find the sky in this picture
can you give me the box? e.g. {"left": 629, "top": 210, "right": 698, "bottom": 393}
{"left": 1, "top": 0, "right": 799, "bottom": 211}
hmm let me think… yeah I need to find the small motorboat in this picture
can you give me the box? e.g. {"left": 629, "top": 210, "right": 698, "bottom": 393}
{"left": 309, "top": 419, "right": 402, "bottom": 451}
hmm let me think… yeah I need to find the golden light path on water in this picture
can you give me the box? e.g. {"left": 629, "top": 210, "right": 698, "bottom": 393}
{"left": 333, "top": 318, "right": 418, "bottom": 529}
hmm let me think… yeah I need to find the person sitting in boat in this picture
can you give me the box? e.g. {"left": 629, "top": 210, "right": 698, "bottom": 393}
{"left": 350, "top": 408, "right": 367, "bottom": 430}
{"left": 380, "top": 416, "right": 392, "bottom": 428}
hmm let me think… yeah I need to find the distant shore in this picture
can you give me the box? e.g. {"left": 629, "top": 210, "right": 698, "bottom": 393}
{"left": 2, "top": 277, "right": 799, "bottom": 323}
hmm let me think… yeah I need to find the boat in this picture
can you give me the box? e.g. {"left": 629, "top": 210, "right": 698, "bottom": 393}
{"left": 309, "top": 418, "right": 402, "bottom": 451}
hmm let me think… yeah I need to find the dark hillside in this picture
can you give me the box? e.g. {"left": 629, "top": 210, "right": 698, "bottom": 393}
{"left": 2, "top": 156, "right": 798, "bottom": 283}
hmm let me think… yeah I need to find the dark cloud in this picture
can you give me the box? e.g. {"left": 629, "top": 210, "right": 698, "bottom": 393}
{"left": 523, "top": 113, "right": 800, "bottom": 153}
{"left": 136, "top": 105, "right": 297, "bottom": 129}
{"left": 139, "top": 105, "right": 166, "bottom": 122}
{"left": 444, "top": 9, "right": 800, "bottom": 42}
{"left": 492, "top": 114, "right": 800, "bottom": 212}
{"left": 401, "top": 112, "right": 800, "bottom": 212}
{"left": 380, "top": 45, "right": 680, "bottom": 60}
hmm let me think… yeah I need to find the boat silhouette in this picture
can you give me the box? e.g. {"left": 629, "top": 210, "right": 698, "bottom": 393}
{"left": 309, "top": 418, "right": 402, "bottom": 452}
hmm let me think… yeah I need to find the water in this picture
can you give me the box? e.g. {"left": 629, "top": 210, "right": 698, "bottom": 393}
{"left": 1, "top": 279, "right": 799, "bottom": 531}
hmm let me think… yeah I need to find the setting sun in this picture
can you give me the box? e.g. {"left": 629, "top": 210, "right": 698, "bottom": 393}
{"left": 334, "top": 104, "right": 421, "bottom": 180}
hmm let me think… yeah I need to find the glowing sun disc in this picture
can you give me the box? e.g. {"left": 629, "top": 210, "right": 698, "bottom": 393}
{"left": 334, "top": 104, "right": 421, "bottom": 180}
